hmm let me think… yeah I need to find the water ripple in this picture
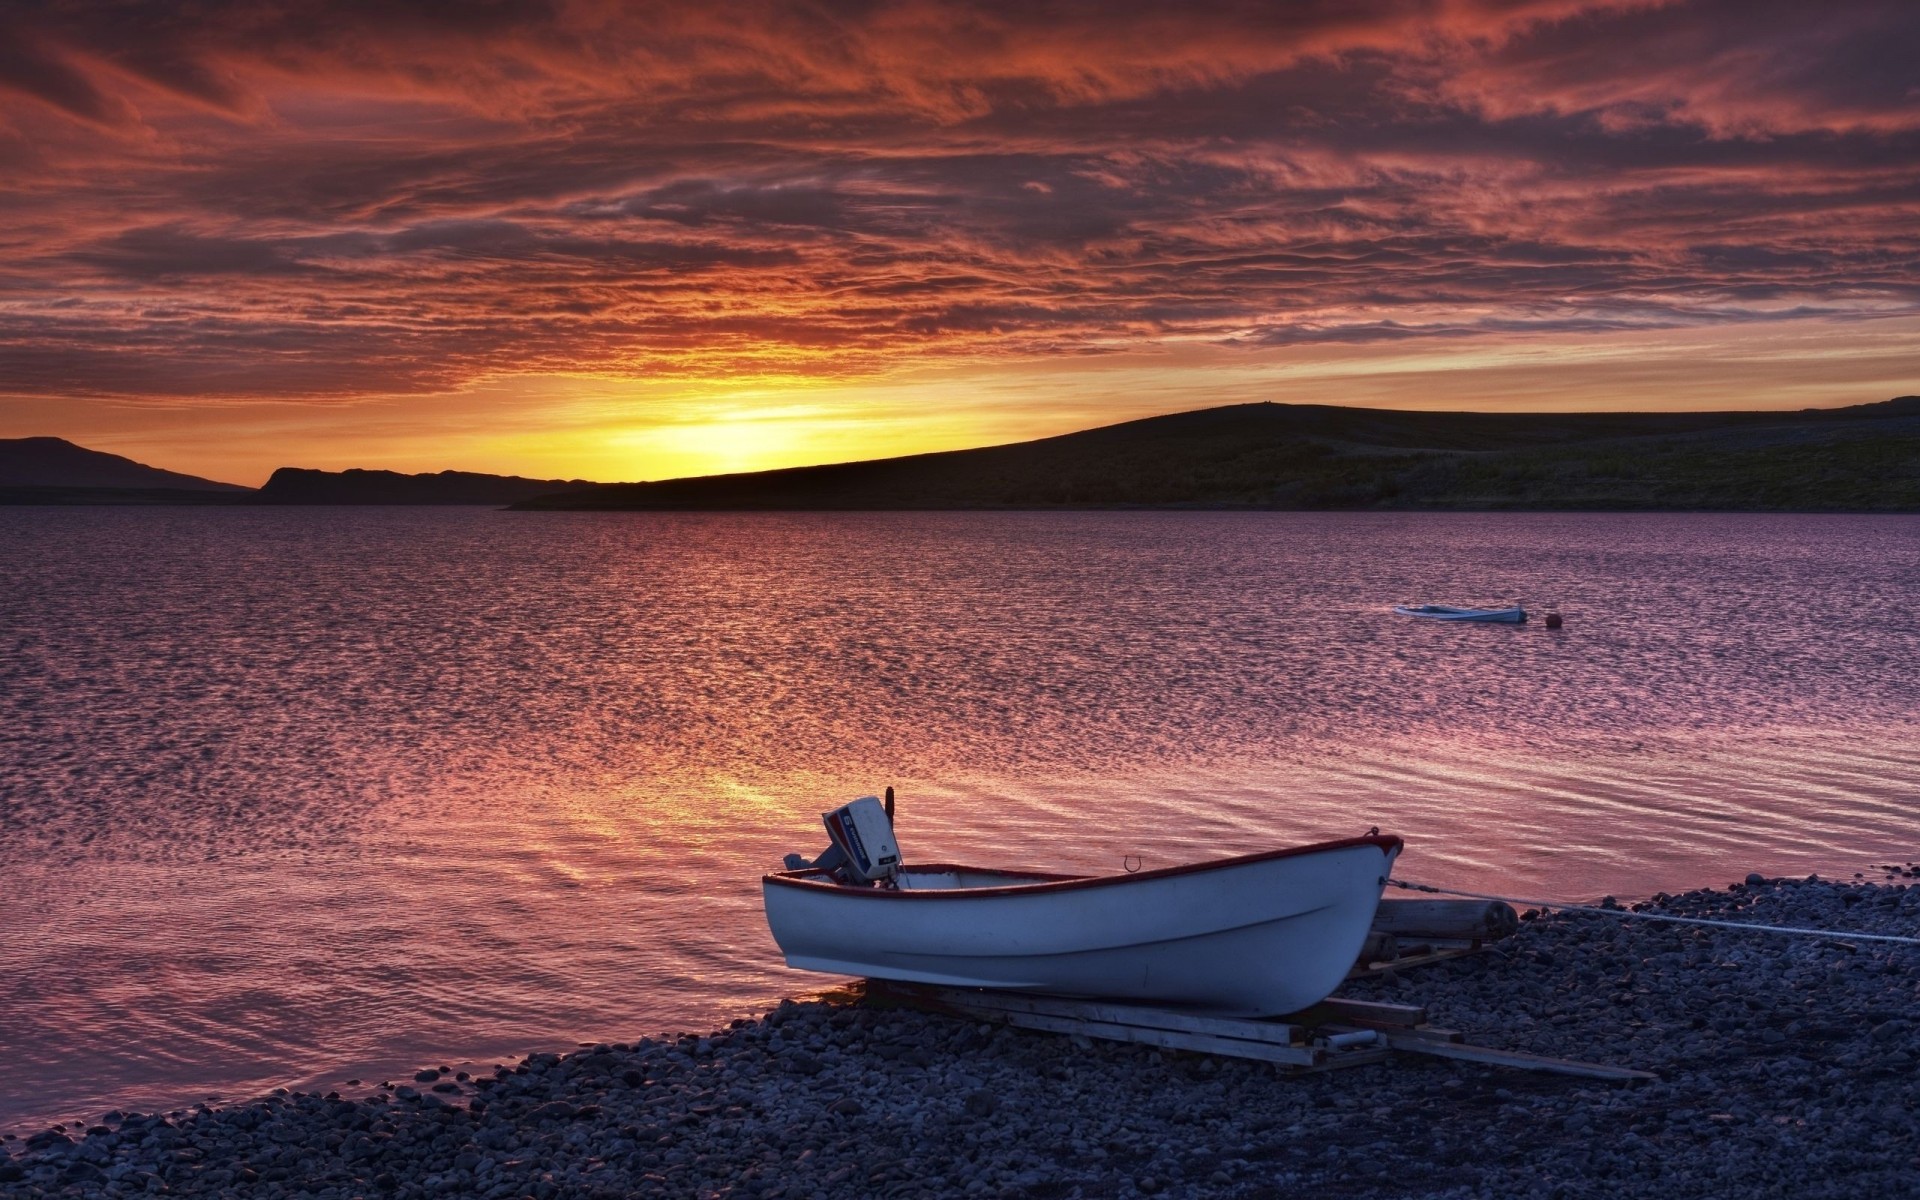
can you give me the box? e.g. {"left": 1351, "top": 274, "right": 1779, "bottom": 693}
{"left": 1, "top": 508, "right": 1917, "bottom": 1129}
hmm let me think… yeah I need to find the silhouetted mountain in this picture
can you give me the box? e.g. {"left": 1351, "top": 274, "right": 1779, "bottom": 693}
{"left": 0, "top": 437, "right": 248, "bottom": 491}
{"left": 513, "top": 396, "right": 1920, "bottom": 512}
{"left": 256, "top": 467, "right": 601, "bottom": 505}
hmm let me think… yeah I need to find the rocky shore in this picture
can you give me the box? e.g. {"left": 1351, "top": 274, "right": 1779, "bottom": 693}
{"left": 5, "top": 870, "right": 1917, "bottom": 1199}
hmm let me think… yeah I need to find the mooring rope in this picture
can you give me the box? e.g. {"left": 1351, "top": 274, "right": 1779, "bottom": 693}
{"left": 1386, "top": 878, "right": 1920, "bottom": 947}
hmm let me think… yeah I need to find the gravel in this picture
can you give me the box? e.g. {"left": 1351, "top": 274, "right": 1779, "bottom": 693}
{"left": 4, "top": 869, "right": 1917, "bottom": 1199}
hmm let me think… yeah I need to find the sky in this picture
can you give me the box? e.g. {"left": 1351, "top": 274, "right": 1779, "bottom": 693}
{"left": 1, "top": 0, "right": 1917, "bottom": 486}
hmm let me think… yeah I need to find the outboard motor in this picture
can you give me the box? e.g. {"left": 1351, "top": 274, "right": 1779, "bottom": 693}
{"left": 783, "top": 793, "right": 901, "bottom": 886}
{"left": 823, "top": 796, "right": 901, "bottom": 884}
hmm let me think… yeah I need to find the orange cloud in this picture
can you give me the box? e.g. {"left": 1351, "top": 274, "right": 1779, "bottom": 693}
{"left": 0, "top": 0, "right": 1914, "bottom": 451}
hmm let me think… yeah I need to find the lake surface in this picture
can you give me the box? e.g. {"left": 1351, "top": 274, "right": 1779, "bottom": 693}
{"left": 2, "top": 509, "right": 1917, "bottom": 1131}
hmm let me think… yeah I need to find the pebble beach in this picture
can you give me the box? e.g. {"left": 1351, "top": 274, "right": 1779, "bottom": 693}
{"left": 8, "top": 869, "right": 1919, "bottom": 1199}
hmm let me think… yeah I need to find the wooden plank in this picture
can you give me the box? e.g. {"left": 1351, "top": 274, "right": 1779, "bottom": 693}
{"left": 903, "top": 986, "right": 1305, "bottom": 1046}
{"left": 874, "top": 982, "right": 1413, "bottom": 1072}
{"left": 869, "top": 980, "right": 1647, "bottom": 1081}
{"left": 1305, "top": 998, "right": 1428, "bottom": 1021}
{"left": 1285, "top": 997, "right": 1429, "bottom": 1027}
{"left": 1372, "top": 1023, "right": 1463, "bottom": 1045}
{"left": 1299, "top": 1046, "right": 1393, "bottom": 1073}
{"left": 955, "top": 1006, "right": 1328, "bottom": 1067}
{"left": 1318, "top": 1021, "right": 1464, "bottom": 1045}
{"left": 1348, "top": 943, "right": 1479, "bottom": 977}
{"left": 1380, "top": 1034, "right": 1655, "bottom": 1081}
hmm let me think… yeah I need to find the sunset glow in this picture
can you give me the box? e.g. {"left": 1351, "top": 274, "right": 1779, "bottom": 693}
{"left": 2, "top": 1, "right": 1917, "bottom": 483}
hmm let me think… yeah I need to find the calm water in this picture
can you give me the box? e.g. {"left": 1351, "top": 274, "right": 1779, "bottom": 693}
{"left": 2, "top": 509, "right": 1918, "bottom": 1130}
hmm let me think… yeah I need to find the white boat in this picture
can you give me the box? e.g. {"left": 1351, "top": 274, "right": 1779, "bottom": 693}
{"left": 763, "top": 830, "right": 1402, "bottom": 1016}
{"left": 1393, "top": 604, "right": 1527, "bottom": 623}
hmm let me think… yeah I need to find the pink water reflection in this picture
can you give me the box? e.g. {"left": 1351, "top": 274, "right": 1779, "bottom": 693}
{"left": 2, "top": 509, "right": 1917, "bottom": 1130}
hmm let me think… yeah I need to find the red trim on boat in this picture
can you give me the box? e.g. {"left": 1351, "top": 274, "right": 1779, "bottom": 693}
{"left": 762, "top": 834, "right": 1402, "bottom": 900}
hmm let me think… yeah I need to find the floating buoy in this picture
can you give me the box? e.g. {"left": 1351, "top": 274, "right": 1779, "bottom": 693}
{"left": 1544, "top": 611, "right": 1564, "bottom": 629}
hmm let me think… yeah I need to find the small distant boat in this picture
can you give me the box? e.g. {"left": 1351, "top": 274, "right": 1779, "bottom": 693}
{"left": 764, "top": 797, "right": 1401, "bottom": 1016}
{"left": 1393, "top": 604, "right": 1527, "bottom": 623}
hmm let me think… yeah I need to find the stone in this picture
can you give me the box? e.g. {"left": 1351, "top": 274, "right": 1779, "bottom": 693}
{"left": 781, "top": 1053, "right": 824, "bottom": 1077}
{"left": 16, "top": 883, "right": 1920, "bottom": 1200}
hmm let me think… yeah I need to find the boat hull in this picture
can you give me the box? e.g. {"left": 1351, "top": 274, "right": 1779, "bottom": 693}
{"left": 1393, "top": 605, "right": 1526, "bottom": 623}
{"left": 762, "top": 836, "right": 1400, "bottom": 1016}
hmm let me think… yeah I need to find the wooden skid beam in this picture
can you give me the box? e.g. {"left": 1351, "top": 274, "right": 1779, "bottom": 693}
{"left": 1384, "top": 945, "right": 1479, "bottom": 970}
{"left": 865, "top": 980, "right": 1652, "bottom": 1081}
{"left": 901, "top": 986, "right": 1304, "bottom": 1046}
{"left": 1293, "top": 997, "right": 1429, "bottom": 1027}
{"left": 970, "top": 1006, "right": 1326, "bottom": 1067}
{"left": 1379, "top": 1034, "right": 1656, "bottom": 1081}
{"left": 873, "top": 982, "right": 1363, "bottom": 1068}
{"left": 1349, "top": 941, "right": 1480, "bottom": 978}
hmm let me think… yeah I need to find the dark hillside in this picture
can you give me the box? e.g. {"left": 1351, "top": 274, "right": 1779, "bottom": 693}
{"left": 515, "top": 397, "right": 1920, "bottom": 511}
{"left": 256, "top": 467, "right": 600, "bottom": 505}
{"left": 0, "top": 437, "right": 247, "bottom": 491}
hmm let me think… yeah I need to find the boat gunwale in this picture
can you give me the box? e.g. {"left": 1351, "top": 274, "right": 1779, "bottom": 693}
{"left": 762, "top": 834, "right": 1402, "bottom": 900}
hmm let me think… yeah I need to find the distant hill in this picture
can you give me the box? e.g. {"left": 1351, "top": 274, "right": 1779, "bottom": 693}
{"left": 513, "top": 396, "right": 1920, "bottom": 512}
{"left": 256, "top": 467, "right": 601, "bottom": 505}
{"left": 0, "top": 437, "right": 248, "bottom": 492}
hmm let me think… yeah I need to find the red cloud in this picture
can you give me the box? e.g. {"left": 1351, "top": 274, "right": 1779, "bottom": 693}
{"left": 0, "top": 0, "right": 1916, "bottom": 402}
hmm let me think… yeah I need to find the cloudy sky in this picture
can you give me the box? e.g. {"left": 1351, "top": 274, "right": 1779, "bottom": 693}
{"left": 2, "top": 0, "right": 1917, "bottom": 484}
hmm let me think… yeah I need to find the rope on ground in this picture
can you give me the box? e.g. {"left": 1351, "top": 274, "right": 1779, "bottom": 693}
{"left": 1386, "top": 878, "right": 1920, "bottom": 946}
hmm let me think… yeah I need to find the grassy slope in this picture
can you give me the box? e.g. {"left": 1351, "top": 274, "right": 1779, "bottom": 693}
{"left": 519, "top": 397, "right": 1920, "bottom": 511}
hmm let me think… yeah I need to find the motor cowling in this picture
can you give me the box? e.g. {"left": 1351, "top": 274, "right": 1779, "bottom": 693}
{"left": 821, "top": 796, "right": 901, "bottom": 885}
